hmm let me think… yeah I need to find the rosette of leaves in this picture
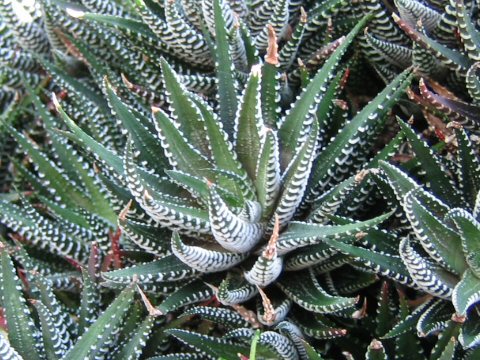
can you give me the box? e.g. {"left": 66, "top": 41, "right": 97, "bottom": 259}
{"left": 47, "top": 3, "right": 413, "bottom": 323}
{"left": 0, "top": 1, "right": 416, "bottom": 358}
{"left": 324, "top": 117, "right": 480, "bottom": 351}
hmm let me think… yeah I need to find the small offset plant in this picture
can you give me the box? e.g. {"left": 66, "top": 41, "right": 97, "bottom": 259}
{"left": 1, "top": 0, "right": 480, "bottom": 359}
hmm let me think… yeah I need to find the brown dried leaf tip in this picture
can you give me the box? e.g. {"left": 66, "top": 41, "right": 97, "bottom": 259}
{"left": 265, "top": 25, "right": 279, "bottom": 65}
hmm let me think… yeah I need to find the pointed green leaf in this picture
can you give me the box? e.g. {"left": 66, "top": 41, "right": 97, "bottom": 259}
{"left": 235, "top": 66, "right": 263, "bottom": 179}
{"left": 79, "top": 268, "right": 100, "bottom": 335}
{"left": 255, "top": 129, "right": 280, "bottom": 219}
{"left": 53, "top": 96, "right": 124, "bottom": 174}
{"left": 114, "top": 315, "right": 155, "bottom": 360}
{"left": 277, "top": 211, "right": 392, "bottom": 255}
{"left": 322, "top": 237, "right": 414, "bottom": 286}
{"left": 430, "top": 320, "right": 461, "bottom": 360}
{"left": 455, "top": 128, "right": 480, "bottom": 207}
{"left": 378, "top": 160, "right": 419, "bottom": 201}
{"left": 191, "top": 96, "right": 244, "bottom": 178}
{"left": 213, "top": 0, "right": 238, "bottom": 137}
{"left": 31, "top": 300, "right": 66, "bottom": 360}
{"left": 105, "top": 80, "right": 167, "bottom": 174}
{"left": 166, "top": 329, "right": 250, "bottom": 359}
{"left": 405, "top": 189, "right": 467, "bottom": 275}
{"left": 103, "top": 255, "right": 197, "bottom": 286}
{"left": 436, "top": 337, "right": 456, "bottom": 360}
{"left": 158, "top": 280, "right": 214, "bottom": 314}
{"left": 152, "top": 106, "right": 212, "bottom": 178}
{"left": 459, "top": 309, "right": 480, "bottom": 349}
{"left": 383, "top": 298, "right": 439, "bottom": 339}
{"left": 63, "top": 285, "right": 135, "bottom": 360}
{"left": 278, "top": 270, "right": 356, "bottom": 313}
{"left": 0, "top": 250, "right": 43, "bottom": 360}
{"left": 452, "top": 269, "right": 480, "bottom": 316}
{"left": 308, "top": 69, "right": 412, "bottom": 199}
{"left": 5, "top": 124, "right": 89, "bottom": 209}
{"left": 278, "top": 15, "right": 370, "bottom": 167}
{"left": 447, "top": 209, "right": 480, "bottom": 277}
{"left": 398, "top": 119, "right": 462, "bottom": 207}
{"left": 160, "top": 60, "right": 210, "bottom": 155}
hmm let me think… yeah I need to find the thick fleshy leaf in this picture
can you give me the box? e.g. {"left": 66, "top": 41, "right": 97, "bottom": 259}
{"left": 404, "top": 189, "right": 467, "bottom": 275}
{"left": 378, "top": 160, "right": 419, "bottom": 202}
{"left": 455, "top": 128, "right": 480, "bottom": 207}
{"left": 293, "top": 310, "right": 347, "bottom": 340}
{"left": 307, "top": 69, "right": 412, "bottom": 201}
{"left": 105, "top": 79, "right": 167, "bottom": 174}
{"left": 416, "top": 300, "right": 453, "bottom": 337}
{"left": 399, "top": 238, "right": 457, "bottom": 299}
{"left": 79, "top": 267, "right": 100, "bottom": 336}
{"left": 53, "top": 95, "right": 124, "bottom": 174}
{"left": 160, "top": 59, "right": 209, "bottom": 155}
{"left": 382, "top": 298, "right": 439, "bottom": 339}
{"left": 278, "top": 270, "right": 357, "bottom": 314}
{"left": 274, "top": 119, "right": 318, "bottom": 230}
{"left": 255, "top": 129, "right": 281, "bottom": 219}
{"left": 213, "top": 0, "right": 238, "bottom": 137}
{"left": 277, "top": 211, "right": 392, "bottom": 255}
{"left": 31, "top": 300, "right": 67, "bottom": 360}
{"left": 166, "top": 329, "right": 250, "bottom": 358}
{"left": 455, "top": 0, "right": 480, "bottom": 61}
{"left": 321, "top": 237, "right": 415, "bottom": 287}
{"left": 452, "top": 269, "right": 480, "bottom": 316}
{"left": 259, "top": 331, "right": 299, "bottom": 360}
{"left": 234, "top": 65, "right": 263, "bottom": 179}
{"left": 63, "top": 286, "right": 135, "bottom": 359}
{"left": 191, "top": 96, "right": 246, "bottom": 179}
{"left": 114, "top": 315, "right": 155, "bottom": 360}
{"left": 208, "top": 184, "right": 263, "bottom": 253}
{"left": 393, "top": 12, "right": 472, "bottom": 71}
{"left": 0, "top": 249, "right": 43, "bottom": 360}
{"left": 447, "top": 208, "right": 480, "bottom": 277}
{"left": 398, "top": 119, "right": 462, "bottom": 207}
{"left": 102, "top": 255, "right": 197, "bottom": 286}
{"left": 460, "top": 309, "right": 480, "bottom": 349}
{"left": 158, "top": 280, "right": 213, "bottom": 314}
{"left": 181, "top": 306, "right": 250, "bottom": 329}
{"left": 152, "top": 106, "right": 212, "bottom": 179}
{"left": 278, "top": 15, "right": 370, "bottom": 168}
{"left": 430, "top": 320, "right": 461, "bottom": 360}
{"left": 4, "top": 124, "right": 90, "bottom": 209}
{"left": 395, "top": 295, "right": 425, "bottom": 360}
{"left": 171, "top": 232, "right": 248, "bottom": 273}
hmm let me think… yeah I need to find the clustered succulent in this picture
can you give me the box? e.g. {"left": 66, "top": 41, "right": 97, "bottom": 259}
{"left": 1, "top": 0, "right": 480, "bottom": 359}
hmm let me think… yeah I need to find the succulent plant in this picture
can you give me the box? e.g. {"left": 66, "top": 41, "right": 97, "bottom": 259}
{"left": 2, "top": 0, "right": 480, "bottom": 359}
{"left": 324, "top": 118, "right": 480, "bottom": 352}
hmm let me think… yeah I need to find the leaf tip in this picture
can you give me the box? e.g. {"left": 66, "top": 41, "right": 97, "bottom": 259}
{"left": 119, "top": 199, "right": 133, "bottom": 222}
{"left": 300, "top": 7, "right": 307, "bottom": 23}
{"left": 265, "top": 25, "right": 279, "bottom": 65}
{"left": 120, "top": 73, "right": 134, "bottom": 89}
